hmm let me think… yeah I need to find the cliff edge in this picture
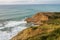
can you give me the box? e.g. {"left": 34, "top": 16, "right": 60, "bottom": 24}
{"left": 11, "top": 12, "right": 60, "bottom": 40}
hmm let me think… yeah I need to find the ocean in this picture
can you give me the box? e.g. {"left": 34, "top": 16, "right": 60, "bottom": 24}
{"left": 0, "top": 4, "right": 60, "bottom": 40}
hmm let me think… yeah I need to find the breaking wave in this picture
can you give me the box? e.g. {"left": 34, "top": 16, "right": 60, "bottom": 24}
{"left": 0, "top": 19, "right": 27, "bottom": 40}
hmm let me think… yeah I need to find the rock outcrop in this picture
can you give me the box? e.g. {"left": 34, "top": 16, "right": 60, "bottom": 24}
{"left": 25, "top": 12, "right": 49, "bottom": 25}
{"left": 25, "top": 12, "right": 60, "bottom": 25}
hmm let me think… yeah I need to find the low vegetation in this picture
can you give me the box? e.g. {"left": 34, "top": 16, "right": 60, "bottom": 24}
{"left": 11, "top": 24, "right": 60, "bottom": 40}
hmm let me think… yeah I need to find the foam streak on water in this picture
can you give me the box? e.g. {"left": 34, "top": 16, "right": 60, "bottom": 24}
{"left": 0, "top": 19, "right": 27, "bottom": 40}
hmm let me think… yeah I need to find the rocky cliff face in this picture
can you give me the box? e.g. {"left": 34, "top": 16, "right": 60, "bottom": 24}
{"left": 25, "top": 12, "right": 51, "bottom": 25}
{"left": 25, "top": 12, "right": 60, "bottom": 25}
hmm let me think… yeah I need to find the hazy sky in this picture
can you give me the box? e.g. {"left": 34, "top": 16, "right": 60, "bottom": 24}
{"left": 0, "top": 0, "right": 60, "bottom": 4}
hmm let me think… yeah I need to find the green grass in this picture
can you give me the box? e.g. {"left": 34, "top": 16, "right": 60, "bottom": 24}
{"left": 47, "top": 19, "right": 60, "bottom": 25}
{"left": 26, "top": 27, "right": 60, "bottom": 40}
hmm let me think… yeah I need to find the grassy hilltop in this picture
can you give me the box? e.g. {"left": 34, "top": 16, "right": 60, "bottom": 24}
{"left": 11, "top": 12, "right": 60, "bottom": 40}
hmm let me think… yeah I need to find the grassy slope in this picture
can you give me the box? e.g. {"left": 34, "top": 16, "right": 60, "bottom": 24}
{"left": 11, "top": 24, "right": 60, "bottom": 40}
{"left": 26, "top": 26, "right": 60, "bottom": 40}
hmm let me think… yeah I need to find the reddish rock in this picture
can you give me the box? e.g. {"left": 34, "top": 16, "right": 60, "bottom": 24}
{"left": 25, "top": 12, "right": 49, "bottom": 25}
{"left": 25, "top": 18, "right": 32, "bottom": 23}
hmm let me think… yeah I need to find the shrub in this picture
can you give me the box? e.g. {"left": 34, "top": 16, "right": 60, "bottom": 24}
{"left": 30, "top": 26, "right": 38, "bottom": 30}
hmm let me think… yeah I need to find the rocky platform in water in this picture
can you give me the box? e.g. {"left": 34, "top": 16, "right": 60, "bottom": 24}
{"left": 11, "top": 12, "right": 60, "bottom": 40}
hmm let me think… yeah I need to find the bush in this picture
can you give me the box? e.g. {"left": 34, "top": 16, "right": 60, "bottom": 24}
{"left": 30, "top": 26, "right": 38, "bottom": 30}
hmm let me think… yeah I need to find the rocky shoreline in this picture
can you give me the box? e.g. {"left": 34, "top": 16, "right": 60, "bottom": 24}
{"left": 11, "top": 12, "right": 60, "bottom": 40}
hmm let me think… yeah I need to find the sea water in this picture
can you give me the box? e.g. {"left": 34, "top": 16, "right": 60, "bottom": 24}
{"left": 0, "top": 4, "right": 60, "bottom": 40}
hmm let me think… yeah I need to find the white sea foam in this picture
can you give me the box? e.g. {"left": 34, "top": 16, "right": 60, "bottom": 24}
{"left": 0, "top": 20, "right": 27, "bottom": 29}
{"left": 0, "top": 20, "right": 27, "bottom": 40}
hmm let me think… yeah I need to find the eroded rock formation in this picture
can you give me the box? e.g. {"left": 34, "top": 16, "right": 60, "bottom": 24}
{"left": 25, "top": 12, "right": 60, "bottom": 25}
{"left": 25, "top": 12, "right": 49, "bottom": 25}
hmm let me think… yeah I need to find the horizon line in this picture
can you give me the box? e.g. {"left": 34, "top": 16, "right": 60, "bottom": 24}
{"left": 0, "top": 4, "right": 60, "bottom": 5}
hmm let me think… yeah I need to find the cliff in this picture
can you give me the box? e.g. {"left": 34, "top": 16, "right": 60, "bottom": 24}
{"left": 25, "top": 12, "right": 60, "bottom": 25}
{"left": 11, "top": 12, "right": 60, "bottom": 40}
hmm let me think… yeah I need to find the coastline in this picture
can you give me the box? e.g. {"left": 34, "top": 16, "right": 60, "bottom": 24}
{"left": 11, "top": 12, "right": 60, "bottom": 40}
{"left": 0, "top": 4, "right": 60, "bottom": 40}
{"left": 0, "top": 19, "right": 27, "bottom": 40}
